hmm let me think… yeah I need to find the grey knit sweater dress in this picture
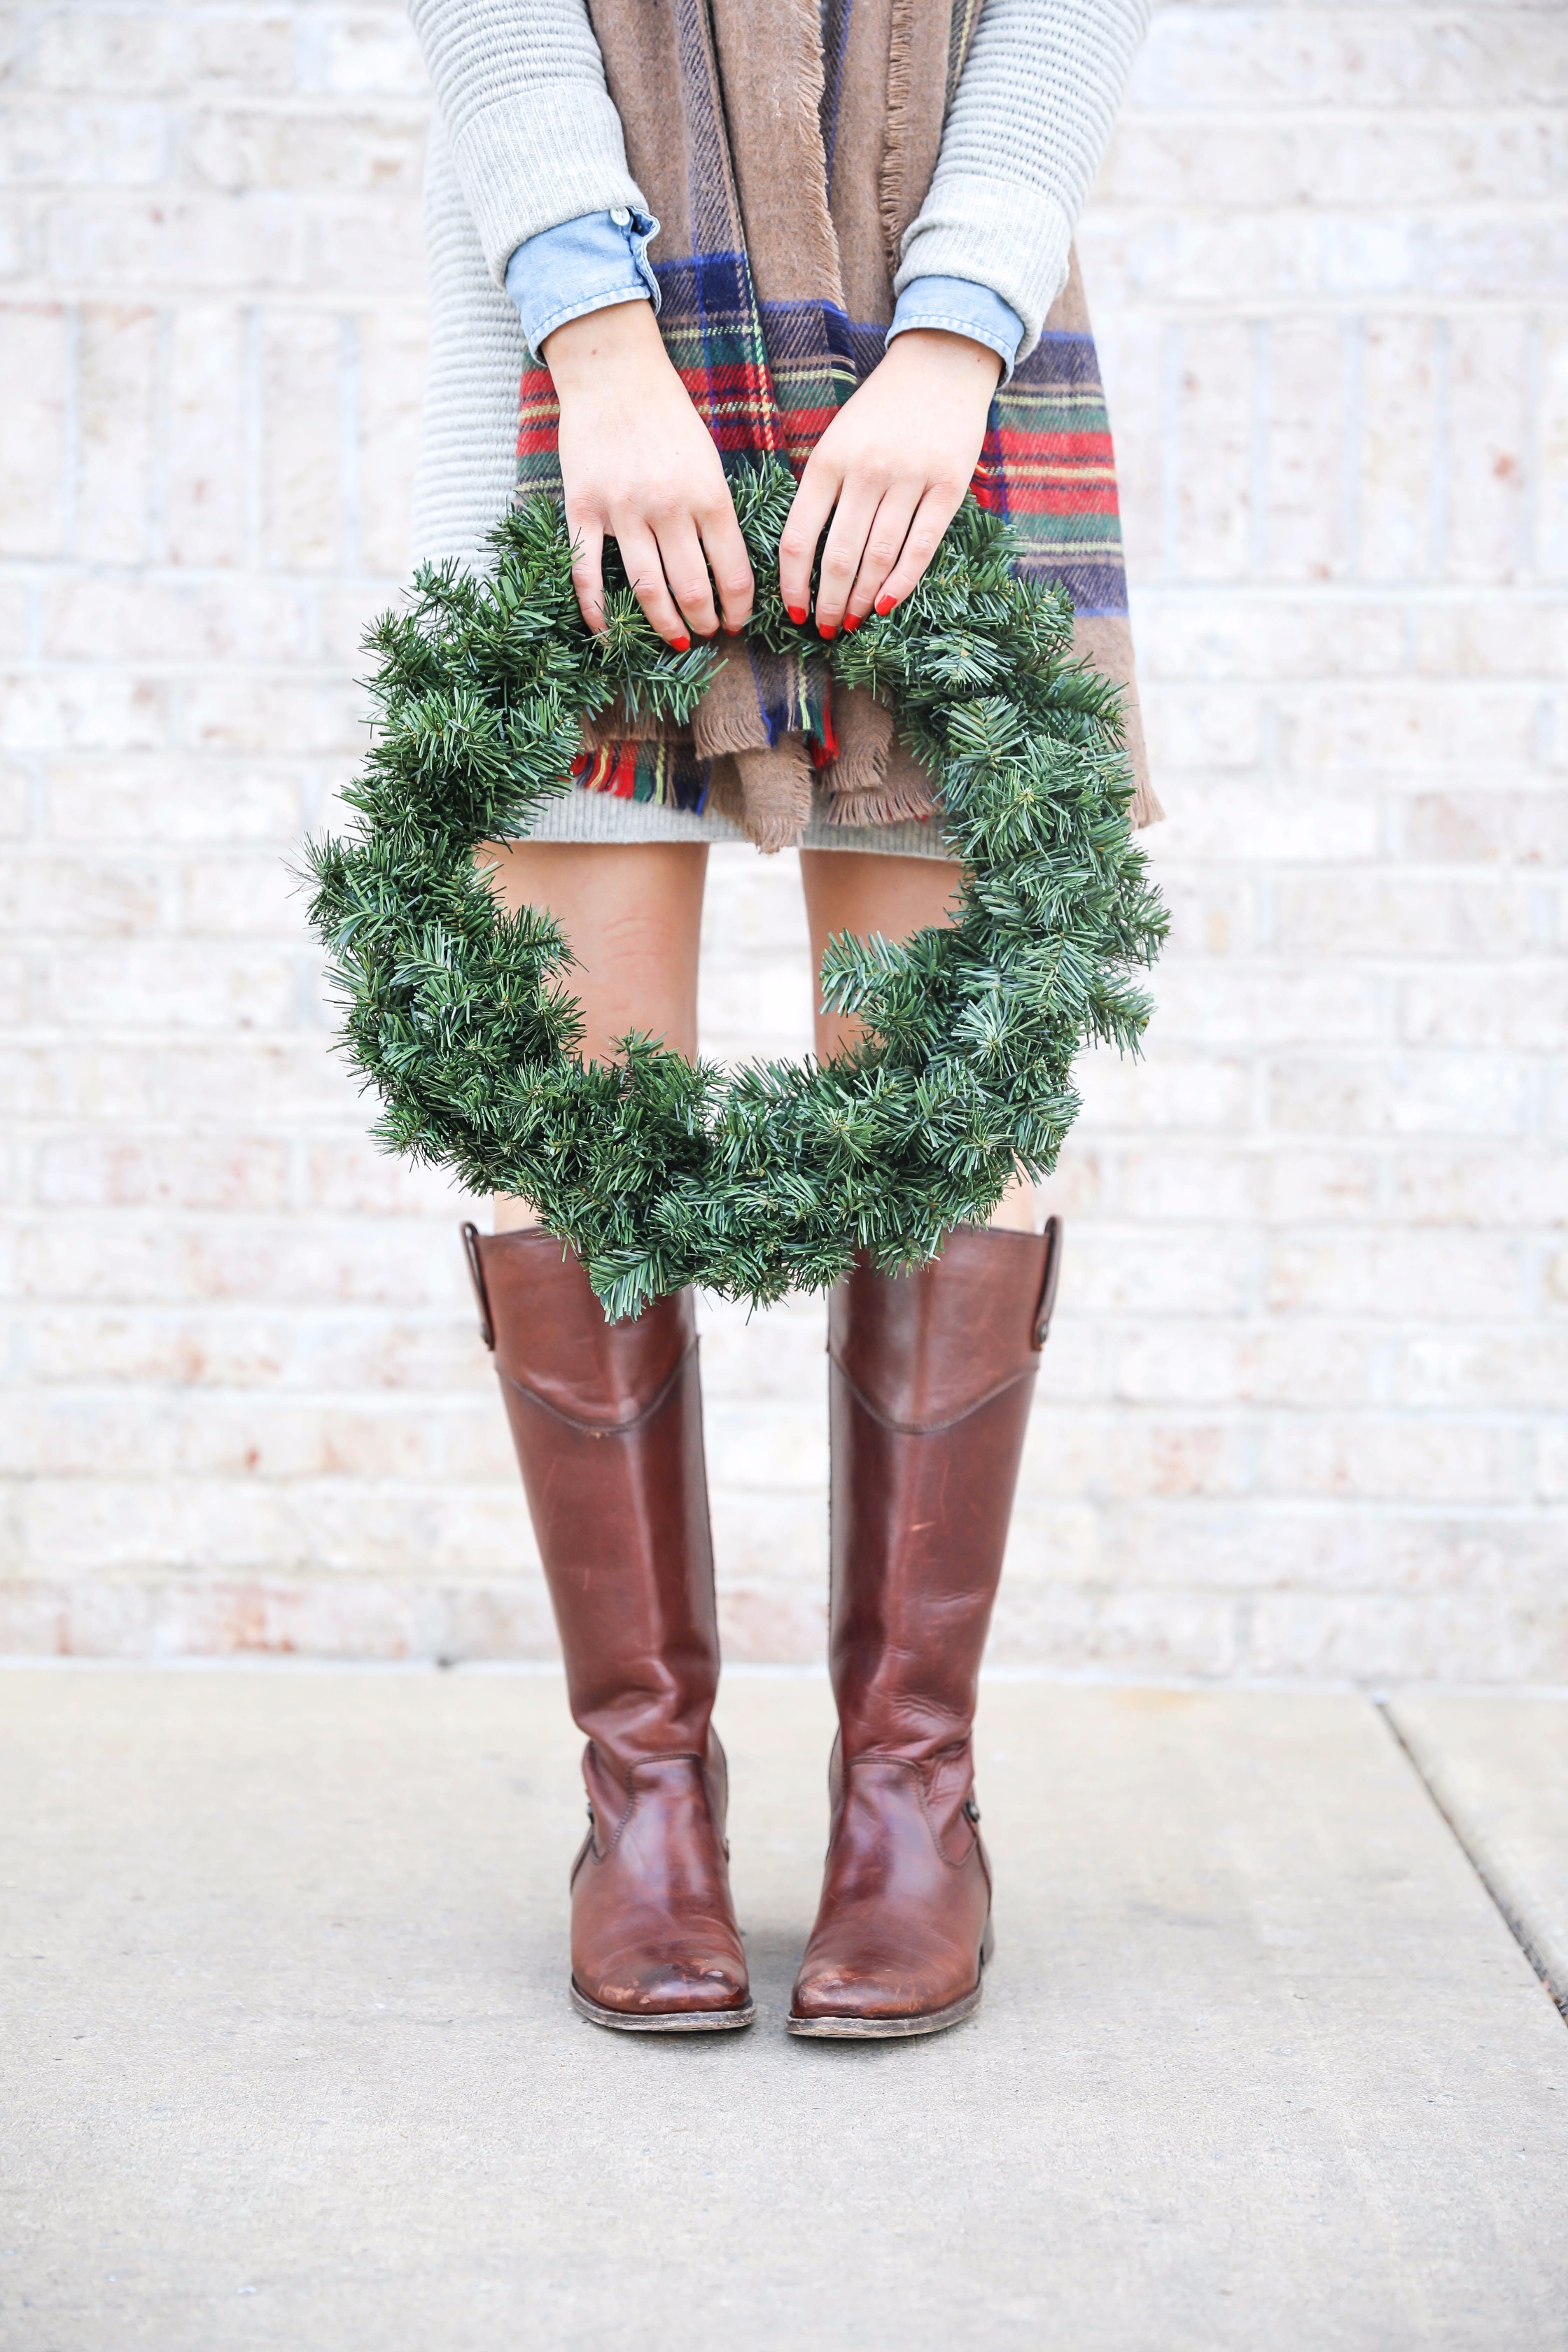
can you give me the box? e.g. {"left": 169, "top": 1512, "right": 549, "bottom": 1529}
{"left": 407, "top": 0, "right": 1151, "bottom": 855}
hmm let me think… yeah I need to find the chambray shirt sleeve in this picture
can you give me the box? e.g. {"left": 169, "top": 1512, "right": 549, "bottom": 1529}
{"left": 508, "top": 209, "right": 1021, "bottom": 383}
{"left": 503, "top": 206, "right": 661, "bottom": 362}
{"left": 887, "top": 276, "right": 1026, "bottom": 383}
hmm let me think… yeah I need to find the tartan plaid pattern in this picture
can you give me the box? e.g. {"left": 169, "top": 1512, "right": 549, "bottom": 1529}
{"left": 979, "top": 331, "right": 1129, "bottom": 617}
{"left": 571, "top": 739, "right": 713, "bottom": 811}
{"left": 518, "top": 0, "right": 1129, "bottom": 812}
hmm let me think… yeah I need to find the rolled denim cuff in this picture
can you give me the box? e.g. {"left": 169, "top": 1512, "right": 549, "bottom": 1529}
{"left": 886, "top": 274, "right": 1025, "bottom": 386}
{"left": 503, "top": 206, "right": 661, "bottom": 363}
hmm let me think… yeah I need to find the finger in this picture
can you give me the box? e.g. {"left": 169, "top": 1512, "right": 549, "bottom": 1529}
{"left": 612, "top": 515, "right": 690, "bottom": 648}
{"left": 870, "top": 480, "right": 965, "bottom": 615}
{"left": 566, "top": 511, "right": 607, "bottom": 634}
{"left": 697, "top": 496, "right": 755, "bottom": 635}
{"left": 777, "top": 453, "right": 843, "bottom": 622}
{"left": 811, "top": 477, "right": 883, "bottom": 638}
{"left": 843, "top": 484, "right": 920, "bottom": 630}
{"left": 651, "top": 511, "right": 720, "bottom": 640}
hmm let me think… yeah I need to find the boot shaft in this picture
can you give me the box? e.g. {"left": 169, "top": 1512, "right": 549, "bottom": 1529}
{"left": 465, "top": 1221, "right": 694, "bottom": 1427}
{"left": 464, "top": 1225, "right": 720, "bottom": 1782}
{"left": 827, "top": 1222, "right": 1061, "bottom": 1765}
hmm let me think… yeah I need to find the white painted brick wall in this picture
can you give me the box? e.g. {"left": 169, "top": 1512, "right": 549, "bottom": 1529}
{"left": 3, "top": 0, "right": 1564, "bottom": 1678}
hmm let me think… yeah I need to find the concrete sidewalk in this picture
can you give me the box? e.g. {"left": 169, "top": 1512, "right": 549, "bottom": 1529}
{"left": 1, "top": 1669, "right": 1564, "bottom": 2351}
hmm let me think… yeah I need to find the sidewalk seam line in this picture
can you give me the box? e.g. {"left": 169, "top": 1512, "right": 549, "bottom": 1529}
{"left": 1376, "top": 1700, "right": 1568, "bottom": 2028}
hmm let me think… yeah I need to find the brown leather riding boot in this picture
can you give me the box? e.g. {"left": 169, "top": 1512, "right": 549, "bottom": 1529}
{"left": 788, "top": 1219, "right": 1062, "bottom": 2038}
{"left": 463, "top": 1224, "right": 752, "bottom": 2033}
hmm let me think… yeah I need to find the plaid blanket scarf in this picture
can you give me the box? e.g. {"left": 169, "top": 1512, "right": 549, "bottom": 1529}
{"left": 516, "top": 0, "right": 1156, "bottom": 849}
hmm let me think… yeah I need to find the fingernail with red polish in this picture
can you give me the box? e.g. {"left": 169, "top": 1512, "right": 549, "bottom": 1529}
{"left": 787, "top": 605, "right": 808, "bottom": 625}
{"left": 671, "top": 634, "right": 690, "bottom": 652}
{"left": 875, "top": 594, "right": 895, "bottom": 617}
{"left": 843, "top": 612, "right": 862, "bottom": 633}
{"left": 818, "top": 621, "right": 838, "bottom": 640}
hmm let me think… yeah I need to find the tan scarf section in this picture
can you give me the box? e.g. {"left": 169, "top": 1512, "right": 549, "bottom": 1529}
{"left": 584, "top": 0, "right": 1158, "bottom": 846}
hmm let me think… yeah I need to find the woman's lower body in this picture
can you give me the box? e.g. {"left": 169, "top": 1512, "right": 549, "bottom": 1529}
{"left": 411, "top": 118, "right": 1143, "bottom": 2039}
{"left": 462, "top": 839, "right": 1060, "bottom": 2036}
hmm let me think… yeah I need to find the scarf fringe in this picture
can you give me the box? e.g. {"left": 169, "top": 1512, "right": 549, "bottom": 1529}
{"left": 570, "top": 741, "right": 708, "bottom": 813}
{"left": 734, "top": 741, "right": 814, "bottom": 853}
{"left": 879, "top": 0, "right": 920, "bottom": 274}
{"left": 690, "top": 651, "right": 775, "bottom": 761}
{"left": 822, "top": 685, "right": 938, "bottom": 827}
{"left": 825, "top": 782, "right": 934, "bottom": 829}
{"left": 825, "top": 683, "right": 890, "bottom": 796}
{"left": 1130, "top": 776, "right": 1166, "bottom": 830}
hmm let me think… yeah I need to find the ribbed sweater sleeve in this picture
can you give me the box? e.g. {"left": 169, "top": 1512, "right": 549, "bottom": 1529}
{"left": 897, "top": 0, "right": 1152, "bottom": 361}
{"left": 407, "top": 0, "right": 646, "bottom": 281}
{"left": 408, "top": 0, "right": 1150, "bottom": 336}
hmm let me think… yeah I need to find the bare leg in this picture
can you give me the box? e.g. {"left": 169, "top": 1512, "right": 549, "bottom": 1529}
{"left": 478, "top": 839, "right": 708, "bottom": 1230}
{"left": 797, "top": 848, "right": 1037, "bottom": 1232}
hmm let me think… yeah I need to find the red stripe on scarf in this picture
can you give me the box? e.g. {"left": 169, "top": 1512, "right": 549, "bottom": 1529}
{"left": 993, "top": 430, "right": 1116, "bottom": 464}
{"left": 988, "top": 483, "right": 1123, "bottom": 516}
{"left": 571, "top": 745, "right": 640, "bottom": 799}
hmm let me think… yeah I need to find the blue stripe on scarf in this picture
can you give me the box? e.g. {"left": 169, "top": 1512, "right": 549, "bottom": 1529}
{"left": 819, "top": 0, "right": 853, "bottom": 189}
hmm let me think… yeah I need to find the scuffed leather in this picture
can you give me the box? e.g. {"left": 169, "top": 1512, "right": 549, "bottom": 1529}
{"left": 470, "top": 1226, "right": 750, "bottom": 2019}
{"left": 570, "top": 1749, "right": 747, "bottom": 2017}
{"left": 794, "top": 1754, "right": 992, "bottom": 2022}
{"left": 792, "top": 1225, "right": 1056, "bottom": 2025}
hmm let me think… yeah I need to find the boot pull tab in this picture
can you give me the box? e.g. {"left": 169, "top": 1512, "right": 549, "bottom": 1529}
{"left": 1032, "top": 1216, "right": 1063, "bottom": 1350}
{"left": 461, "top": 1222, "right": 496, "bottom": 1350}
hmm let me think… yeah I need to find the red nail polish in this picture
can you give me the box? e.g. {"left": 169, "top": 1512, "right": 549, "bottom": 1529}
{"left": 818, "top": 621, "right": 838, "bottom": 640}
{"left": 671, "top": 634, "right": 690, "bottom": 652}
{"left": 843, "top": 612, "right": 862, "bottom": 633}
{"left": 875, "top": 594, "right": 895, "bottom": 617}
{"left": 787, "top": 605, "right": 808, "bottom": 625}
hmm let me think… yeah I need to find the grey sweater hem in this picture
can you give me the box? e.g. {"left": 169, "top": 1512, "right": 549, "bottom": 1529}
{"left": 514, "top": 781, "right": 953, "bottom": 862}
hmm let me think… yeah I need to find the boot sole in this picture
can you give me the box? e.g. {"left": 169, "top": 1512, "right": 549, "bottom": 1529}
{"left": 785, "top": 1923, "right": 994, "bottom": 2041}
{"left": 570, "top": 1980, "right": 756, "bottom": 2033}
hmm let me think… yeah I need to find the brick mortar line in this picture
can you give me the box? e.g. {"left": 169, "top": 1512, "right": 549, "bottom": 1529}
{"left": 7, "top": 579, "right": 1567, "bottom": 603}
{"left": 7, "top": 1404, "right": 1564, "bottom": 1437}
{"left": 1092, "top": 200, "right": 1568, "bottom": 217}
{"left": 1112, "top": 106, "right": 1568, "bottom": 125}
{"left": 15, "top": 188, "right": 1568, "bottom": 218}
{"left": 10, "top": 287, "right": 1566, "bottom": 318}
{"left": 3, "top": 1213, "right": 1559, "bottom": 1239}
{"left": 8, "top": 654, "right": 1568, "bottom": 676}
{"left": 8, "top": 1025, "right": 1567, "bottom": 1051}
{"left": 4, "top": 1317, "right": 1564, "bottom": 1352}
{"left": 10, "top": 670, "right": 1567, "bottom": 696}
{"left": 6, "top": 566, "right": 1565, "bottom": 601}
{"left": 1, "top": 1468, "right": 1563, "bottom": 1504}
{"left": 2, "top": 286, "right": 430, "bottom": 308}
{"left": 6, "top": 1357, "right": 1566, "bottom": 1380}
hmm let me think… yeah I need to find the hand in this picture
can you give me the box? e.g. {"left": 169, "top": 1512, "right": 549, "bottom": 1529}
{"left": 777, "top": 328, "right": 1002, "bottom": 638}
{"left": 544, "top": 298, "right": 755, "bottom": 648}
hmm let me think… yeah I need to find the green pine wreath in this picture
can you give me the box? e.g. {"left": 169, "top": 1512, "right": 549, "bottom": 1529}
{"left": 304, "top": 459, "right": 1167, "bottom": 1322}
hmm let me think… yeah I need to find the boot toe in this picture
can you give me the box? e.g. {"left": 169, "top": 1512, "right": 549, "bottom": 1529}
{"left": 584, "top": 1952, "right": 750, "bottom": 2019}
{"left": 790, "top": 1955, "right": 939, "bottom": 2022}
